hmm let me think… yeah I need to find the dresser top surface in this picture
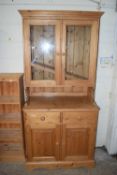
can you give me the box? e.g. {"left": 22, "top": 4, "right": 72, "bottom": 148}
{"left": 24, "top": 96, "right": 99, "bottom": 112}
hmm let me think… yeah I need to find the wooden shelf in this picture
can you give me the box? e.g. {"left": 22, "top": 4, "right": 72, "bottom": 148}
{"left": 0, "top": 96, "right": 20, "bottom": 104}
{"left": 0, "top": 154, "right": 25, "bottom": 162}
{"left": 0, "top": 113, "right": 21, "bottom": 121}
{"left": 0, "top": 120, "right": 21, "bottom": 125}
{"left": 24, "top": 96, "right": 99, "bottom": 112}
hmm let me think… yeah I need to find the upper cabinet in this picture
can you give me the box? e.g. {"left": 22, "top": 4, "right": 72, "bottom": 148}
{"left": 20, "top": 11, "right": 103, "bottom": 91}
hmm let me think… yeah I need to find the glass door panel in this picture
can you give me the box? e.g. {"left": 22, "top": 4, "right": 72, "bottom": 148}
{"left": 30, "top": 25, "right": 56, "bottom": 80}
{"left": 65, "top": 25, "right": 91, "bottom": 80}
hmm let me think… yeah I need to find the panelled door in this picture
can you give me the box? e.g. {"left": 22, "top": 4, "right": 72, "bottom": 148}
{"left": 61, "top": 112, "right": 98, "bottom": 161}
{"left": 24, "top": 111, "right": 61, "bottom": 161}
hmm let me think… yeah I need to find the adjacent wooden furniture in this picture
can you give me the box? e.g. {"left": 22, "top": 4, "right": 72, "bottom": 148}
{"left": 0, "top": 74, "right": 24, "bottom": 161}
{"left": 20, "top": 10, "right": 103, "bottom": 169}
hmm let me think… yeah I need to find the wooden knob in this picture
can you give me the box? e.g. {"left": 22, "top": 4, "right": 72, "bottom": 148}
{"left": 40, "top": 116, "right": 45, "bottom": 121}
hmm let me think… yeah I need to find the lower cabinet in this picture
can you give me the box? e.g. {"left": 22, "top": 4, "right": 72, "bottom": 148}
{"left": 24, "top": 112, "right": 60, "bottom": 162}
{"left": 62, "top": 112, "right": 97, "bottom": 161}
{"left": 23, "top": 110, "right": 98, "bottom": 169}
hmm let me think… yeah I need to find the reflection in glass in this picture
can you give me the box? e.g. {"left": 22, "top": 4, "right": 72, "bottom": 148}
{"left": 65, "top": 25, "right": 91, "bottom": 80}
{"left": 30, "top": 25, "right": 55, "bottom": 80}
{"left": 40, "top": 40, "right": 54, "bottom": 54}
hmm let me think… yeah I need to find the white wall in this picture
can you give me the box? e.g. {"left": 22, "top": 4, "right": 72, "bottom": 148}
{"left": 95, "top": 10, "right": 117, "bottom": 147}
{"left": 106, "top": 14, "right": 117, "bottom": 154}
{"left": 0, "top": 0, "right": 117, "bottom": 149}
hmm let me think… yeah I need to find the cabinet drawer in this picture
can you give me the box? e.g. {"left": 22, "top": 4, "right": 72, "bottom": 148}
{"left": 24, "top": 111, "right": 60, "bottom": 128}
{"left": 63, "top": 111, "right": 98, "bottom": 128}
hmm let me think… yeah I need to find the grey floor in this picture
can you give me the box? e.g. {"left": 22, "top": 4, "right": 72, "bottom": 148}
{"left": 0, "top": 148, "right": 117, "bottom": 175}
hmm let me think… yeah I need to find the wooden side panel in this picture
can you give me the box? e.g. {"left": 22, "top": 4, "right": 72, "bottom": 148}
{"left": 24, "top": 111, "right": 61, "bottom": 161}
{"left": 19, "top": 76, "right": 24, "bottom": 107}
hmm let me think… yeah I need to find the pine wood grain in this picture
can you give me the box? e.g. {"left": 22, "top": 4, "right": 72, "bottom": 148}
{"left": 20, "top": 10, "right": 103, "bottom": 169}
{"left": 23, "top": 96, "right": 99, "bottom": 111}
{"left": 23, "top": 99, "right": 98, "bottom": 168}
{"left": 20, "top": 10, "right": 103, "bottom": 96}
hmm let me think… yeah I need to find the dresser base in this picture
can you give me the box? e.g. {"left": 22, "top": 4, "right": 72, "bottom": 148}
{"left": 26, "top": 160, "right": 95, "bottom": 170}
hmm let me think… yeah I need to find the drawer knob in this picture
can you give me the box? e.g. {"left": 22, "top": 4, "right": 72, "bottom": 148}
{"left": 40, "top": 116, "right": 45, "bottom": 121}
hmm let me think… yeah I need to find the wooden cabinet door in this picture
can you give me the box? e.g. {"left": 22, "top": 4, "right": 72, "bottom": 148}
{"left": 62, "top": 20, "right": 99, "bottom": 87}
{"left": 24, "top": 19, "right": 61, "bottom": 87}
{"left": 62, "top": 112, "right": 98, "bottom": 161}
{"left": 24, "top": 111, "right": 61, "bottom": 161}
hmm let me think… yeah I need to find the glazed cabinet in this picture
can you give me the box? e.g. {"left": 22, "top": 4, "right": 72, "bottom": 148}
{"left": 20, "top": 10, "right": 103, "bottom": 95}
